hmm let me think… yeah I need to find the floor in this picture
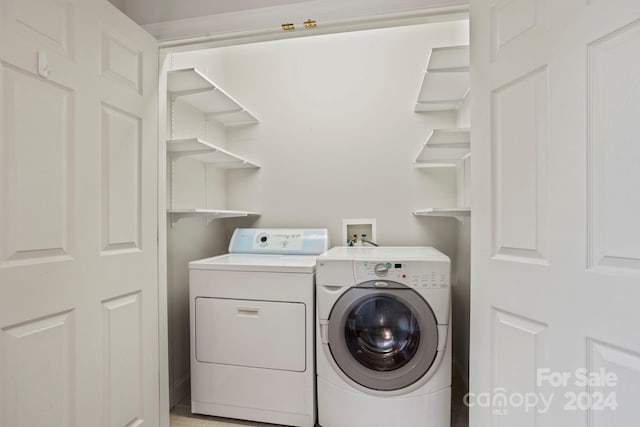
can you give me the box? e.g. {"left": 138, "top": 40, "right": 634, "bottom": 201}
{"left": 170, "top": 370, "right": 469, "bottom": 427}
{"left": 170, "top": 399, "right": 277, "bottom": 427}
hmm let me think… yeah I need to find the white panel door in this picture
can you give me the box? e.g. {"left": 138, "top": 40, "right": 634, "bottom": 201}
{"left": 0, "top": 1, "right": 159, "bottom": 426}
{"left": 471, "top": 0, "right": 640, "bottom": 426}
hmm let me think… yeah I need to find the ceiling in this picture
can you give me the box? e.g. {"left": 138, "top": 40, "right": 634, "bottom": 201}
{"left": 120, "top": 0, "right": 313, "bottom": 26}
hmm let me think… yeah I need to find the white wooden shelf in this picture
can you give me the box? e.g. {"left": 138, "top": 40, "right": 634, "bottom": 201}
{"left": 413, "top": 208, "right": 471, "bottom": 220}
{"left": 414, "top": 128, "right": 470, "bottom": 167}
{"left": 426, "top": 45, "right": 470, "bottom": 72}
{"left": 415, "top": 45, "right": 469, "bottom": 112}
{"left": 167, "top": 209, "right": 261, "bottom": 226}
{"left": 167, "top": 138, "right": 260, "bottom": 168}
{"left": 167, "top": 68, "right": 259, "bottom": 126}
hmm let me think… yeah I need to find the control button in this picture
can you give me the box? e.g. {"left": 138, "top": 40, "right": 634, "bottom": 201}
{"left": 374, "top": 263, "right": 389, "bottom": 277}
{"left": 260, "top": 236, "right": 268, "bottom": 243}
{"left": 385, "top": 263, "right": 392, "bottom": 269}
{"left": 402, "top": 274, "right": 407, "bottom": 278}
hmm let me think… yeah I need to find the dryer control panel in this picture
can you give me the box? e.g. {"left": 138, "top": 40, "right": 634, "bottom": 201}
{"left": 228, "top": 228, "right": 329, "bottom": 255}
{"left": 354, "top": 261, "right": 449, "bottom": 289}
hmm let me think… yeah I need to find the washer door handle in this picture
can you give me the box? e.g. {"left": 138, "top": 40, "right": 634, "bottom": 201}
{"left": 320, "top": 322, "right": 329, "bottom": 344}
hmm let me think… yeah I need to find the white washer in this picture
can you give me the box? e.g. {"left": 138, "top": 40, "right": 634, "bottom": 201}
{"left": 315, "top": 246, "right": 451, "bottom": 427}
{"left": 189, "top": 228, "right": 329, "bottom": 427}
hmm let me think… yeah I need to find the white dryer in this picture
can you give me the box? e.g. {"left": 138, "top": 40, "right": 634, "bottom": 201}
{"left": 315, "top": 246, "right": 451, "bottom": 427}
{"left": 189, "top": 228, "right": 329, "bottom": 427}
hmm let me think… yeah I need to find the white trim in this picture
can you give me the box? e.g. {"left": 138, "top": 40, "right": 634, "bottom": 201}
{"left": 158, "top": 51, "right": 170, "bottom": 427}
{"left": 153, "top": 4, "right": 468, "bottom": 51}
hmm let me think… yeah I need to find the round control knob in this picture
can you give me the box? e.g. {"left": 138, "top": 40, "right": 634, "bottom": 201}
{"left": 374, "top": 263, "right": 389, "bottom": 277}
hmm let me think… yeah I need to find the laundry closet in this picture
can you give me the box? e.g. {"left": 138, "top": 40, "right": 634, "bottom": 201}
{"left": 159, "top": 18, "right": 472, "bottom": 410}
{"left": 3, "top": 1, "right": 638, "bottom": 426}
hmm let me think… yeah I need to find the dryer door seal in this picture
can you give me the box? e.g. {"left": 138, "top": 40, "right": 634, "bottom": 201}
{"left": 327, "top": 282, "right": 438, "bottom": 391}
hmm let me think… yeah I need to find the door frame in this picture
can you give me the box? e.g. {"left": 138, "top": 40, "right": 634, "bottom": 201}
{"left": 155, "top": 5, "right": 469, "bottom": 426}
{"left": 156, "top": 5, "right": 469, "bottom": 51}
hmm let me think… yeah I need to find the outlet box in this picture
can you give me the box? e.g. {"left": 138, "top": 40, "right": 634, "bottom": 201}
{"left": 342, "top": 218, "right": 377, "bottom": 246}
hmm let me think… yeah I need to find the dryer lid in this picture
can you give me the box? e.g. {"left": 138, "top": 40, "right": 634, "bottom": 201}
{"left": 189, "top": 253, "right": 318, "bottom": 273}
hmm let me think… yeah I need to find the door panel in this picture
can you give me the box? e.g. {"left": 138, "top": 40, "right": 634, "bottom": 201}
{"left": 587, "top": 20, "right": 640, "bottom": 274}
{"left": 100, "top": 32, "right": 143, "bottom": 94}
{"left": 491, "top": 66, "right": 548, "bottom": 263}
{"left": 490, "top": 0, "right": 548, "bottom": 62}
{"left": 102, "top": 292, "right": 143, "bottom": 427}
{"left": 99, "top": 103, "right": 142, "bottom": 254}
{"left": 587, "top": 339, "right": 640, "bottom": 426}
{"left": 0, "top": 63, "right": 74, "bottom": 266}
{"left": 471, "top": 0, "right": 640, "bottom": 426}
{"left": 490, "top": 309, "right": 547, "bottom": 427}
{"left": 1, "top": 310, "right": 75, "bottom": 427}
{"left": 0, "top": 1, "right": 159, "bottom": 427}
{"left": 1, "top": 0, "right": 74, "bottom": 58}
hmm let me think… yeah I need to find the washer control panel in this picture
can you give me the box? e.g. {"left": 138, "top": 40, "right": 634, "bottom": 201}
{"left": 354, "top": 260, "right": 449, "bottom": 289}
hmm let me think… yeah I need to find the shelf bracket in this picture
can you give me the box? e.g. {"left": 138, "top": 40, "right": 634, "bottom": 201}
{"left": 169, "top": 212, "right": 183, "bottom": 228}
{"left": 205, "top": 213, "right": 220, "bottom": 225}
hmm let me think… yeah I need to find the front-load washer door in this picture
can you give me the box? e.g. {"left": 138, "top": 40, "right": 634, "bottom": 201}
{"left": 327, "top": 281, "right": 438, "bottom": 391}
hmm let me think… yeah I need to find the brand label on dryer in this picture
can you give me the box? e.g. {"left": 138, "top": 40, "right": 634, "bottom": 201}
{"left": 253, "top": 230, "right": 304, "bottom": 250}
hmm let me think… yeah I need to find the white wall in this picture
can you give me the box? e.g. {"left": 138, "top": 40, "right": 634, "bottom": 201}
{"left": 222, "top": 21, "right": 468, "bottom": 246}
{"left": 106, "top": 0, "right": 125, "bottom": 12}
{"left": 166, "top": 220, "right": 230, "bottom": 406}
{"left": 167, "top": 20, "right": 469, "bottom": 404}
